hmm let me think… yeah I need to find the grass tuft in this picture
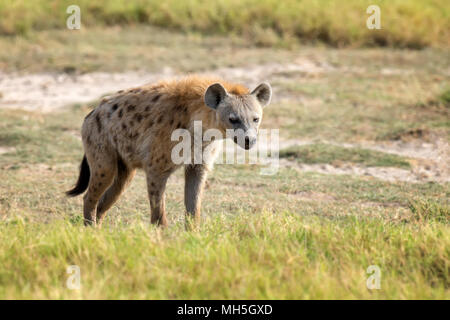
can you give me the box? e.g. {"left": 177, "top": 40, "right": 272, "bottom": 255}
{"left": 408, "top": 199, "right": 449, "bottom": 224}
{"left": 439, "top": 88, "right": 450, "bottom": 108}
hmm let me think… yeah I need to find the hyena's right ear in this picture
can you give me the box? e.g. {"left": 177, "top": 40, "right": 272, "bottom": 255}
{"left": 205, "top": 83, "right": 228, "bottom": 110}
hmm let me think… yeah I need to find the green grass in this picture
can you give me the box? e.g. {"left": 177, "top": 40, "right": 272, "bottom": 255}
{"left": 0, "top": 212, "right": 448, "bottom": 299}
{"left": 440, "top": 88, "right": 450, "bottom": 108}
{"left": 0, "top": 109, "right": 84, "bottom": 167}
{"left": 280, "top": 143, "right": 411, "bottom": 168}
{"left": 0, "top": 26, "right": 298, "bottom": 73}
{"left": 408, "top": 199, "right": 449, "bottom": 224}
{"left": 0, "top": 0, "right": 449, "bottom": 48}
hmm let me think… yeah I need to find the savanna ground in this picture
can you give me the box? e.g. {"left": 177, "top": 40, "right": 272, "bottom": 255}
{"left": 0, "top": 1, "right": 449, "bottom": 299}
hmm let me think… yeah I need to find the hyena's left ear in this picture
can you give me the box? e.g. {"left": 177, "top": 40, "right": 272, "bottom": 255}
{"left": 251, "top": 82, "right": 272, "bottom": 108}
{"left": 205, "top": 83, "right": 228, "bottom": 110}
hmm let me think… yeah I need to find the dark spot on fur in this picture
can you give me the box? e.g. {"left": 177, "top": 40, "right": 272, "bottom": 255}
{"left": 95, "top": 114, "right": 102, "bottom": 133}
{"left": 169, "top": 119, "right": 174, "bottom": 126}
{"left": 127, "top": 105, "right": 136, "bottom": 112}
{"left": 147, "top": 120, "right": 154, "bottom": 128}
{"left": 98, "top": 183, "right": 102, "bottom": 187}
{"left": 100, "top": 173, "right": 105, "bottom": 177}
{"left": 157, "top": 115, "right": 163, "bottom": 124}
{"left": 126, "top": 146, "right": 133, "bottom": 153}
{"left": 118, "top": 109, "right": 123, "bottom": 118}
{"left": 174, "top": 104, "right": 183, "bottom": 112}
{"left": 151, "top": 182, "right": 155, "bottom": 187}
{"left": 122, "top": 123, "right": 127, "bottom": 130}
{"left": 112, "top": 104, "right": 119, "bottom": 112}
{"left": 145, "top": 106, "right": 150, "bottom": 112}
{"left": 134, "top": 113, "right": 143, "bottom": 123}
{"left": 152, "top": 94, "right": 161, "bottom": 103}
{"left": 118, "top": 90, "right": 124, "bottom": 94}
{"left": 129, "top": 120, "right": 134, "bottom": 127}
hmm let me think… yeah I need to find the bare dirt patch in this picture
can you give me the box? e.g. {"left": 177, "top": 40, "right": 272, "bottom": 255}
{"left": 0, "top": 71, "right": 173, "bottom": 112}
{"left": 0, "top": 60, "right": 330, "bottom": 112}
{"left": 0, "top": 147, "right": 15, "bottom": 155}
{"left": 278, "top": 137, "right": 449, "bottom": 183}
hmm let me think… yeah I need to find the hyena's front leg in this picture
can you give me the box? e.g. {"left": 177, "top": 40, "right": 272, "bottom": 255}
{"left": 145, "top": 170, "right": 170, "bottom": 227}
{"left": 184, "top": 164, "right": 208, "bottom": 228}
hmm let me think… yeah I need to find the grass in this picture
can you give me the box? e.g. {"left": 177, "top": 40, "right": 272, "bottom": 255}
{"left": 0, "top": 109, "right": 83, "bottom": 167}
{"left": 0, "top": 26, "right": 298, "bottom": 73}
{"left": 440, "top": 88, "right": 450, "bottom": 108}
{"left": 280, "top": 143, "right": 411, "bottom": 168}
{"left": 0, "top": 0, "right": 449, "bottom": 48}
{"left": 0, "top": 212, "right": 448, "bottom": 299}
{"left": 408, "top": 199, "right": 449, "bottom": 224}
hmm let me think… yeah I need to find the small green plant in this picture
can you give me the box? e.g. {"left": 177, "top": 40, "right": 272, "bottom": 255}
{"left": 439, "top": 88, "right": 450, "bottom": 108}
{"left": 408, "top": 199, "right": 449, "bottom": 223}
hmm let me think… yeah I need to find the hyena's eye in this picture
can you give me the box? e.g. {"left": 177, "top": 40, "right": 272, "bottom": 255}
{"left": 229, "top": 116, "right": 240, "bottom": 124}
{"left": 253, "top": 117, "right": 260, "bottom": 123}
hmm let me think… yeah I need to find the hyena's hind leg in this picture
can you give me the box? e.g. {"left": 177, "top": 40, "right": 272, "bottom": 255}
{"left": 83, "top": 153, "right": 116, "bottom": 226}
{"left": 96, "top": 158, "right": 136, "bottom": 225}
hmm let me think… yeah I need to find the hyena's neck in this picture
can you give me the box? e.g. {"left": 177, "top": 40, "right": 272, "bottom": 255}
{"left": 187, "top": 104, "right": 223, "bottom": 136}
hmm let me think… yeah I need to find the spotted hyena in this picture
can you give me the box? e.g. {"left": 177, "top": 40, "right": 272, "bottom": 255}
{"left": 66, "top": 76, "right": 272, "bottom": 227}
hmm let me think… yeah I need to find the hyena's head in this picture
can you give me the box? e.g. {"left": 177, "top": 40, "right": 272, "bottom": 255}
{"left": 204, "top": 82, "right": 272, "bottom": 150}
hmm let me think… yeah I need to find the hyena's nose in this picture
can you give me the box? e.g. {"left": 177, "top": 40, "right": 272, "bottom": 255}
{"left": 244, "top": 136, "right": 256, "bottom": 150}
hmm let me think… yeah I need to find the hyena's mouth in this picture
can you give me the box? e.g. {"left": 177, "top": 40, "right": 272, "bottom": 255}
{"left": 233, "top": 136, "right": 254, "bottom": 150}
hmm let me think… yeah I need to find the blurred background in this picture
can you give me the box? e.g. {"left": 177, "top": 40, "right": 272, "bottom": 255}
{"left": 0, "top": 0, "right": 448, "bottom": 299}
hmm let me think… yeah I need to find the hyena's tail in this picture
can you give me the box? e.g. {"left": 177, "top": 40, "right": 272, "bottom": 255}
{"left": 66, "top": 155, "right": 90, "bottom": 197}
